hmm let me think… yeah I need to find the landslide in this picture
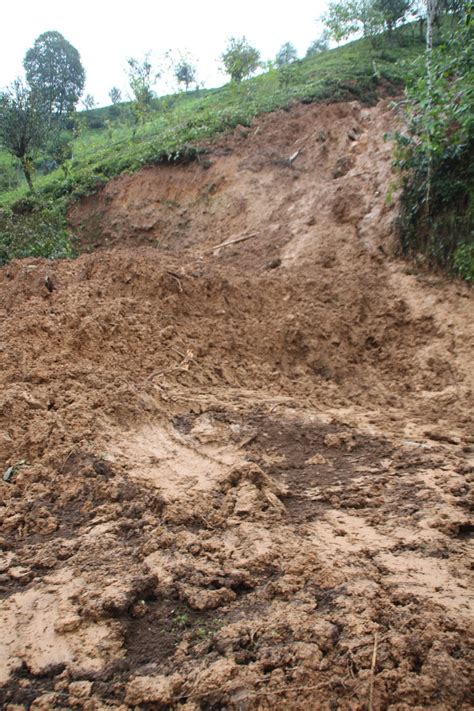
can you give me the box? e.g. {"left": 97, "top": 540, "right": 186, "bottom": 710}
{"left": 1, "top": 99, "right": 473, "bottom": 710}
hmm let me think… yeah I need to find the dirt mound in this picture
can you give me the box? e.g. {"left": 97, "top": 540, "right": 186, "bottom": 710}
{"left": 1, "top": 99, "right": 473, "bottom": 710}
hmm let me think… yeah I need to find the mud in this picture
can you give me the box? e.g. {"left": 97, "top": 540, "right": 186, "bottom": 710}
{"left": 1, "top": 99, "right": 473, "bottom": 709}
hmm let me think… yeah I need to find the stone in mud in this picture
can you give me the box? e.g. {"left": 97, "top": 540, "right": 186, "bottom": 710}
{"left": 8, "top": 566, "right": 32, "bottom": 583}
{"left": 178, "top": 583, "right": 236, "bottom": 611}
{"left": 125, "top": 673, "right": 183, "bottom": 706}
{"left": 54, "top": 615, "right": 82, "bottom": 633}
{"left": 30, "top": 694, "right": 58, "bottom": 710}
{"left": 68, "top": 680, "right": 93, "bottom": 698}
{"left": 324, "top": 432, "right": 355, "bottom": 450}
{"left": 331, "top": 154, "right": 355, "bottom": 178}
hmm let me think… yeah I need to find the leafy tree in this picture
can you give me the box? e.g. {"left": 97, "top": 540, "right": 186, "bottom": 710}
{"left": 108, "top": 87, "right": 122, "bottom": 120}
{"left": 306, "top": 34, "right": 330, "bottom": 56}
{"left": 275, "top": 42, "right": 298, "bottom": 67}
{"left": 220, "top": 36, "right": 261, "bottom": 83}
{"left": 127, "top": 53, "right": 159, "bottom": 123}
{"left": 23, "top": 31, "right": 85, "bottom": 122}
{"left": 323, "top": 0, "right": 411, "bottom": 43}
{"left": 109, "top": 86, "right": 122, "bottom": 105}
{"left": 0, "top": 79, "right": 47, "bottom": 191}
{"left": 169, "top": 51, "right": 198, "bottom": 91}
{"left": 45, "top": 131, "right": 73, "bottom": 176}
{"left": 374, "top": 0, "right": 411, "bottom": 32}
{"left": 82, "top": 94, "right": 96, "bottom": 111}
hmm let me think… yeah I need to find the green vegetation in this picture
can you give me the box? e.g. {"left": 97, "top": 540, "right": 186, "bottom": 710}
{"left": 393, "top": 4, "right": 473, "bottom": 279}
{"left": 275, "top": 42, "right": 298, "bottom": 66}
{"left": 220, "top": 36, "right": 261, "bottom": 83}
{"left": 323, "top": 0, "right": 411, "bottom": 42}
{"left": 127, "top": 53, "right": 160, "bottom": 126}
{"left": 0, "top": 200, "right": 73, "bottom": 265}
{"left": 0, "top": 79, "right": 47, "bottom": 190}
{"left": 23, "top": 31, "right": 85, "bottom": 122}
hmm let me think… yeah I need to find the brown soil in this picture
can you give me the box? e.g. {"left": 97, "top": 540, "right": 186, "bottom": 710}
{"left": 1, "top": 99, "right": 473, "bottom": 710}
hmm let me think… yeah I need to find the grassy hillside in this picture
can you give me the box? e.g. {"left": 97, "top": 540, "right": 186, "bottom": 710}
{"left": 0, "top": 26, "right": 425, "bottom": 211}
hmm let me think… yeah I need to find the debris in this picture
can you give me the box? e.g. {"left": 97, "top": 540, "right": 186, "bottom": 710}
{"left": 3, "top": 459, "right": 26, "bottom": 483}
{"left": 368, "top": 631, "right": 379, "bottom": 711}
{"left": 265, "top": 258, "right": 282, "bottom": 270}
{"left": 288, "top": 149, "right": 301, "bottom": 165}
{"left": 211, "top": 232, "right": 258, "bottom": 253}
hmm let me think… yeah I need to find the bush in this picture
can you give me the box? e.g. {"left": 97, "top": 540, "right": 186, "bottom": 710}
{"left": 0, "top": 203, "right": 75, "bottom": 264}
{"left": 453, "top": 243, "right": 474, "bottom": 283}
{"left": 393, "top": 10, "right": 473, "bottom": 276}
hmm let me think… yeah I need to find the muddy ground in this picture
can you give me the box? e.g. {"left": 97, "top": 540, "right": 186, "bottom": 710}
{"left": 1, "top": 100, "right": 473, "bottom": 710}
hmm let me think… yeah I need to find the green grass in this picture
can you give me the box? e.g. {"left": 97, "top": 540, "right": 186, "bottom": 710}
{"left": 0, "top": 26, "right": 425, "bottom": 210}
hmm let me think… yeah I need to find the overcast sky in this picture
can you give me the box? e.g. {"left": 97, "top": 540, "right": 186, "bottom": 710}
{"left": 1, "top": 0, "right": 330, "bottom": 107}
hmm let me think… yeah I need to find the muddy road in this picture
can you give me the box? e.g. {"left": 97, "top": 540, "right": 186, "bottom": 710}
{"left": 1, "top": 100, "right": 473, "bottom": 709}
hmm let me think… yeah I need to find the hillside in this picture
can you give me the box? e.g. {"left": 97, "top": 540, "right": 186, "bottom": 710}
{"left": 1, "top": 93, "right": 473, "bottom": 710}
{"left": 0, "top": 27, "right": 425, "bottom": 211}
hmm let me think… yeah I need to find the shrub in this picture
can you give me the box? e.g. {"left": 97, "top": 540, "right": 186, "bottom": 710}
{"left": 453, "top": 243, "right": 474, "bottom": 283}
{"left": 0, "top": 203, "right": 75, "bottom": 264}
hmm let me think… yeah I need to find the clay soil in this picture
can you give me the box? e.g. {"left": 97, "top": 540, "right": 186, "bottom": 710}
{"left": 1, "top": 100, "right": 473, "bottom": 710}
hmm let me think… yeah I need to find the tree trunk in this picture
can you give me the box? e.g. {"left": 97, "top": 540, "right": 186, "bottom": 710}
{"left": 21, "top": 157, "right": 35, "bottom": 193}
{"left": 425, "top": 0, "right": 438, "bottom": 214}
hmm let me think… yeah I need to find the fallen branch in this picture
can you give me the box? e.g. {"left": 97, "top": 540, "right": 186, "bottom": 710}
{"left": 211, "top": 232, "right": 258, "bottom": 253}
{"left": 368, "top": 631, "right": 379, "bottom": 711}
{"left": 166, "top": 270, "right": 184, "bottom": 292}
{"left": 148, "top": 350, "right": 194, "bottom": 381}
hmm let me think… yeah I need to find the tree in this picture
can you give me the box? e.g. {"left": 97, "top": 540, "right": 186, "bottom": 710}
{"left": 175, "top": 57, "right": 197, "bottom": 91}
{"left": 109, "top": 86, "right": 122, "bottom": 105}
{"left": 127, "top": 53, "right": 159, "bottom": 123}
{"left": 82, "top": 94, "right": 96, "bottom": 111}
{"left": 275, "top": 42, "right": 298, "bottom": 67}
{"left": 108, "top": 87, "right": 122, "bottom": 120}
{"left": 220, "top": 36, "right": 261, "bottom": 83}
{"left": 323, "top": 0, "right": 385, "bottom": 42}
{"left": 374, "top": 0, "right": 411, "bottom": 32}
{"left": 0, "top": 79, "right": 47, "bottom": 191}
{"left": 306, "top": 34, "right": 330, "bottom": 56}
{"left": 45, "top": 131, "right": 73, "bottom": 177}
{"left": 23, "top": 31, "right": 85, "bottom": 122}
{"left": 323, "top": 0, "right": 412, "bottom": 42}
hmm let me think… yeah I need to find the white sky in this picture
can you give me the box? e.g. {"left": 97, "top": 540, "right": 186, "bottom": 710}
{"left": 1, "top": 0, "right": 330, "bottom": 107}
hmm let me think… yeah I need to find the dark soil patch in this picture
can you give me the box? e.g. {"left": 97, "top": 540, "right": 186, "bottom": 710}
{"left": 243, "top": 415, "right": 393, "bottom": 522}
{"left": 0, "top": 662, "right": 66, "bottom": 708}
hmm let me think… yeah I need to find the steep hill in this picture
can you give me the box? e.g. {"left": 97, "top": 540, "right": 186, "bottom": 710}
{"left": 0, "top": 26, "right": 425, "bottom": 210}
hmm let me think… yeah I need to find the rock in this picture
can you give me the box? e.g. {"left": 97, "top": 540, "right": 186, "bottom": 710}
{"left": 324, "top": 432, "right": 355, "bottom": 451}
{"left": 265, "top": 258, "right": 282, "bottom": 270}
{"left": 0, "top": 552, "right": 13, "bottom": 573}
{"left": 331, "top": 155, "right": 355, "bottom": 179}
{"left": 30, "top": 693, "right": 58, "bottom": 710}
{"left": 178, "top": 583, "right": 236, "bottom": 611}
{"left": 0, "top": 431, "right": 13, "bottom": 462}
{"left": 424, "top": 429, "right": 461, "bottom": 445}
{"left": 8, "top": 566, "right": 33, "bottom": 583}
{"left": 306, "top": 453, "right": 329, "bottom": 465}
{"left": 125, "top": 673, "right": 183, "bottom": 707}
{"left": 68, "top": 681, "right": 93, "bottom": 699}
{"left": 54, "top": 615, "right": 82, "bottom": 633}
